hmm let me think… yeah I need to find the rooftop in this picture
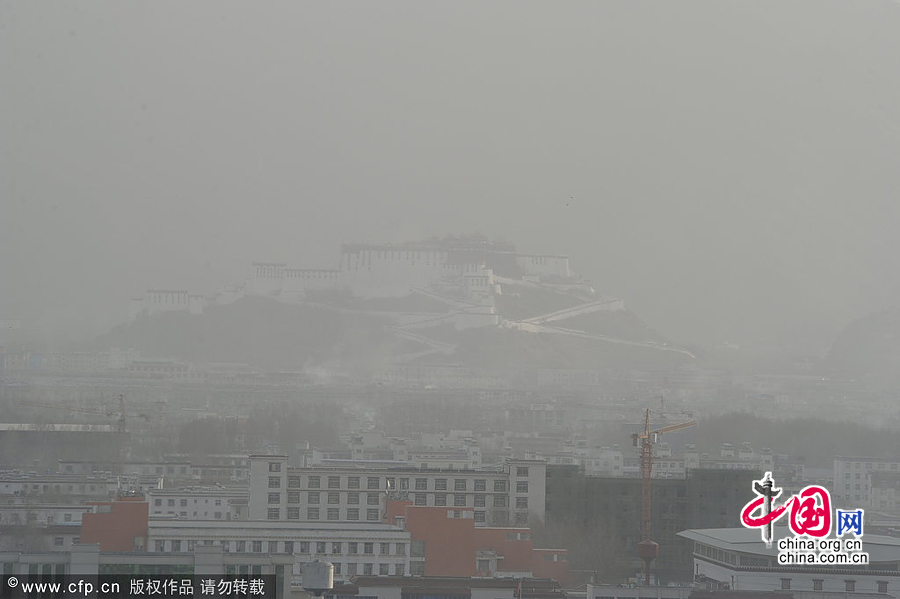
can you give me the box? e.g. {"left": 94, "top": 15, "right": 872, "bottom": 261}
{"left": 678, "top": 527, "right": 900, "bottom": 564}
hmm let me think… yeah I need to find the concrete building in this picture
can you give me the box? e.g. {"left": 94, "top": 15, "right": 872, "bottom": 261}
{"left": 74, "top": 495, "right": 411, "bottom": 583}
{"left": 545, "top": 465, "right": 760, "bottom": 584}
{"left": 679, "top": 527, "right": 900, "bottom": 598}
{"left": 248, "top": 455, "right": 546, "bottom": 527}
{"left": 146, "top": 487, "right": 248, "bottom": 521}
{"left": 834, "top": 457, "right": 900, "bottom": 508}
{"left": 343, "top": 575, "right": 566, "bottom": 599}
{"left": 81, "top": 498, "right": 149, "bottom": 551}
{"left": 0, "top": 471, "right": 120, "bottom": 501}
{"left": 383, "top": 500, "right": 569, "bottom": 583}
{"left": 147, "top": 520, "right": 410, "bottom": 580}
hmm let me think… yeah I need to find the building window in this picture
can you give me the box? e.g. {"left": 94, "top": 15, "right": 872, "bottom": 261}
{"left": 494, "top": 480, "right": 507, "bottom": 492}
{"left": 475, "top": 480, "right": 486, "bottom": 492}
{"left": 410, "top": 561, "right": 425, "bottom": 576}
{"left": 363, "top": 563, "right": 373, "bottom": 576}
{"left": 367, "top": 508, "right": 379, "bottom": 521}
{"left": 454, "top": 479, "right": 467, "bottom": 491}
{"left": 347, "top": 563, "right": 357, "bottom": 576}
{"left": 237, "top": 540, "right": 246, "bottom": 552}
{"left": 287, "top": 507, "right": 300, "bottom": 520}
{"left": 349, "top": 542, "right": 358, "bottom": 555}
{"left": 516, "top": 497, "right": 528, "bottom": 509}
{"left": 168, "top": 499, "right": 175, "bottom": 507}
{"left": 333, "top": 563, "right": 342, "bottom": 575}
{"left": 299, "top": 541, "right": 309, "bottom": 554}
{"left": 348, "top": 477, "right": 360, "bottom": 489}
{"left": 475, "top": 494, "right": 486, "bottom": 507}
{"left": 288, "top": 476, "right": 301, "bottom": 488}
{"left": 395, "top": 564, "right": 405, "bottom": 576}
{"left": 396, "top": 543, "right": 406, "bottom": 555}
{"left": 268, "top": 476, "right": 281, "bottom": 489}
{"left": 308, "top": 476, "right": 321, "bottom": 488}
{"left": 435, "top": 494, "right": 447, "bottom": 506}
{"left": 781, "top": 579, "right": 791, "bottom": 590}
{"left": 399, "top": 478, "right": 409, "bottom": 490}
{"left": 494, "top": 496, "right": 507, "bottom": 507}
{"left": 328, "top": 492, "right": 340, "bottom": 505}
{"left": 327, "top": 508, "right": 339, "bottom": 520}
{"left": 380, "top": 542, "right": 390, "bottom": 554}
{"left": 813, "top": 580, "right": 823, "bottom": 591}
{"left": 454, "top": 494, "right": 467, "bottom": 507}
{"left": 316, "top": 542, "right": 326, "bottom": 554}
{"left": 379, "top": 563, "right": 390, "bottom": 576}
{"left": 348, "top": 493, "right": 360, "bottom": 505}
{"left": 283, "top": 541, "right": 293, "bottom": 554}
{"left": 517, "top": 481, "right": 528, "bottom": 493}
{"left": 154, "top": 499, "right": 162, "bottom": 507}
{"left": 415, "top": 478, "right": 427, "bottom": 490}
{"left": 252, "top": 541, "right": 263, "bottom": 553}
{"left": 435, "top": 478, "right": 447, "bottom": 490}
{"left": 268, "top": 462, "right": 281, "bottom": 472}
{"left": 308, "top": 492, "right": 320, "bottom": 504}
{"left": 386, "top": 477, "right": 396, "bottom": 491}
{"left": 411, "top": 540, "right": 425, "bottom": 557}
{"left": 180, "top": 499, "right": 188, "bottom": 507}
{"left": 364, "top": 542, "right": 374, "bottom": 554}
{"left": 307, "top": 508, "right": 319, "bottom": 520}
{"left": 846, "top": 581, "right": 856, "bottom": 592}
{"left": 332, "top": 542, "right": 342, "bottom": 555}
{"left": 347, "top": 508, "right": 359, "bottom": 520}
{"left": 367, "top": 477, "right": 380, "bottom": 490}
{"left": 878, "top": 582, "right": 888, "bottom": 594}
{"left": 287, "top": 492, "right": 300, "bottom": 504}
{"left": 517, "top": 467, "right": 529, "bottom": 477}
{"left": 367, "top": 493, "right": 380, "bottom": 505}
{"left": 415, "top": 494, "right": 427, "bottom": 506}
{"left": 268, "top": 492, "right": 281, "bottom": 504}
{"left": 155, "top": 540, "right": 165, "bottom": 552}
{"left": 267, "top": 508, "right": 280, "bottom": 519}
{"left": 328, "top": 476, "right": 341, "bottom": 489}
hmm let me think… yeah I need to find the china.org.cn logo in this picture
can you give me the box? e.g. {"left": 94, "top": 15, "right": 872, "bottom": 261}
{"left": 740, "top": 472, "right": 868, "bottom": 566}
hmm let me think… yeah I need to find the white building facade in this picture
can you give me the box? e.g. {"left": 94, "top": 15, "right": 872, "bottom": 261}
{"left": 147, "top": 520, "right": 410, "bottom": 580}
{"left": 248, "top": 456, "right": 546, "bottom": 527}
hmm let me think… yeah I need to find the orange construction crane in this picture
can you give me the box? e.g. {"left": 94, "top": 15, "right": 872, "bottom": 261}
{"left": 631, "top": 409, "right": 696, "bottom": 585}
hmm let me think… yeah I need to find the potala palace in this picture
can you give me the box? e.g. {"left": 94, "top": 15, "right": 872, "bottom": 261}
{"left": 128, "top": 235, "right": 623, "bottom": 332}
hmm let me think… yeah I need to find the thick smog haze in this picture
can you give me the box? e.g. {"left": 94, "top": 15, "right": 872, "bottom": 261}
{"left": 3, "top": 1, "right": 900, "bottom": 349}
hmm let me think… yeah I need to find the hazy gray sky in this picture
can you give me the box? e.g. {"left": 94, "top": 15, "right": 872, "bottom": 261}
{"left": 3, "top": 1, "right": 899, "bottom": 349}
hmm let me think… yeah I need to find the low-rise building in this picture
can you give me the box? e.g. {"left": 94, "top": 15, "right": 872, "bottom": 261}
{"left": 679, "top": 527, "right": 900, "bottom": 598}
{"left": 147, "top": 520, "right": 410, "bottom": 580}
{"left": 146, "top": 487, "right": 248, "bottom": 521}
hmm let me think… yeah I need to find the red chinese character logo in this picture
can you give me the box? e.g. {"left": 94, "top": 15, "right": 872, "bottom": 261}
{"left": 741, "top": 476, "right": 833, "bottom": 543}
{"left": 789, "top": 486, "right": 831, "bottom": 537}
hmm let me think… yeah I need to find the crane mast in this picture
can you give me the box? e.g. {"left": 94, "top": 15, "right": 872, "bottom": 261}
{"left": 631, "top": 408, "right": 696, "bottom": 585}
